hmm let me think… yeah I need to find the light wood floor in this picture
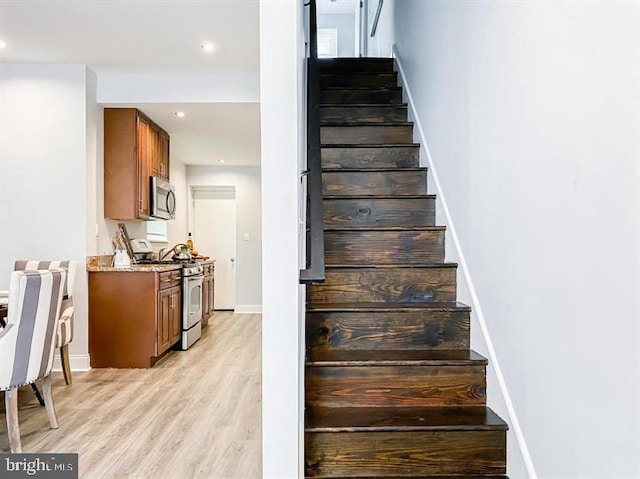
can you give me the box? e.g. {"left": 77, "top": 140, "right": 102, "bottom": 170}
{"left": 0, "top": 312, "right": 262, "bottom": 478}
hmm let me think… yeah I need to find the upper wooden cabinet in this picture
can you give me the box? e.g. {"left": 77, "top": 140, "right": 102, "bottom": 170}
{"left": 104, "top": 108, "right": 170, "bottom": 220}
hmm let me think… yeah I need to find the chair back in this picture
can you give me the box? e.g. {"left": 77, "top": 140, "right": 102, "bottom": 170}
{"left": 14, "top": 260, "right": 77, "bottom": 299}
{"left": 0, "top": 269, "right": 66, "bottom": 390}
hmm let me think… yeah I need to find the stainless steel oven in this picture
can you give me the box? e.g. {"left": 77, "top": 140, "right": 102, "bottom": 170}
{"left": 180, "top": 263, "right": 203, "bottom": 350}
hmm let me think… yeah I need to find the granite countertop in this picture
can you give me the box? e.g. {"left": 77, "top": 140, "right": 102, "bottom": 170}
{"left": 86, "top": 255, "right": 182, "bottom": 273}
{"left": 87, "top": 264, "right": 182, "bottom": 273}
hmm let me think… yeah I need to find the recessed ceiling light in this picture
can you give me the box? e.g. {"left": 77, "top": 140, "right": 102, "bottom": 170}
{"left": 219, "top": 160, "right": 225, "bottom": 164}
{"left": 174, "top": 111, "right": 186, "bottom": 119}
{"left": 200, "top": 42, "right": 215, "bottom": 53}
{"left": 0, "top": 40, "right": 6, "bottom": 49}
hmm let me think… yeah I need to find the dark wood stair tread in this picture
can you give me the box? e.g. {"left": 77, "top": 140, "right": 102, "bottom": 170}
{"left": 306, "top": 349, "right": 487, "bottom": 367}
{"left": 321, "top": 121, "right": 414, "bottom": 126}
{"left": 323, "top": 167, "right": 426, "bottom": 173}
{"left": 320, "top": 103, "right": 408, "bottom": 107}
{"left": 305, "top": 406, "right": 508, "bottom": 432}
{"left": 308, "top": 476, "right": 508, "bottom": 479}
{"left": 324, "top": 194, "right": 436, "bottom": 199}
{"left": 321, "top": 86, "right": 402, "bottom": 91}
{"left": 324, "top": 263, "right": 457, "bottom": 269}
{"left": 307, "top": 301, "right": 470, "bottom": 312}
{"left": 322, "top": 143, "right": 420, "bottom": 148}
{"left": 324, "top": 226, "right": 444, "bottom": 231}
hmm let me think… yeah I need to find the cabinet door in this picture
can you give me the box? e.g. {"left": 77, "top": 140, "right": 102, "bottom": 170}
{"left": 202, "top": 279, "right": 209, "bottom": 325}
{"left": 159, "top": 131, "right": 170, "bottom": 180}
{"left": 157, "top": 288, "right": 172, "bottom": 354}
{"left": 169, "top": 286, "right": 182, "bottom": 345}
{"left": 137, "top": 116, "right": 151, "bottom": 219}
{"left": 209, "top": 276, "right": 215, "bottom": 315}
{"left": 149, "top": 124, "right": 161, "bottom": 178}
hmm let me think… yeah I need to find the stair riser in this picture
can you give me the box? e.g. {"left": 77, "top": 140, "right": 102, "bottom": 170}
{"left": 321, "top": 125, "right": 413, "bottom": 145}
{"left": 321, "top": 89, "right": 403, "bottom": 104}
{"left": 322, "top": 147, "right": 419, "bottom": 169}
{"left": 305, "top": 430, "right": 506, "bottom": 477}
{"left": 324, "top": 229, "right": 443, "bottom": 264}
{"left": 320, "top": 73, "right": 398, "bottom": 88}
{"left": 306, "top": 311, "right": 470, "bottom": 350}
{"left": 323, "top": 171, "right": 427, "bottom": 197}
{"left": 307, "top": 267, "right": 457, "bottom": 304}
{"left": 320, "top": 106, "right": 408, "bottom": 124}
{"left": 319, "top": 59, "right": 395, "bottom": 74}
{"left": 323, "top": 198, "right": 435, "bottom": 228}
{"left": 306, "top": 365, "right": 486, "bottom": 407}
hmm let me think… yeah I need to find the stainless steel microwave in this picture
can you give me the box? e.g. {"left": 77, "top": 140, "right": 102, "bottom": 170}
{"left": 150, "top": 176, "right": 176, "bottom": 220}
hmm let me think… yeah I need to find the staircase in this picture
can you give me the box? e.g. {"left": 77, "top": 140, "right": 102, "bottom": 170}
{"left": 304, "top": 58, "right": 508, "bottom": 478}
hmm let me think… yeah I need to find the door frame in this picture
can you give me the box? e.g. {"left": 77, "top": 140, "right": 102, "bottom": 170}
{"left": 191, "top": 185, "right": 237, "bottom": 310}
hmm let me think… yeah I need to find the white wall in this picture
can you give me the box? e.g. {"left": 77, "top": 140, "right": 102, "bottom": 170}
{"left": 259, "top": 0, "right": 305, "bottom": 476}
{"left": 0, "top": 63, "right": 91, "bottom": 368}
{"left": 167, "top": 158, "right": 189, "bottom": 247}
{"left": 318, "top": 14, "right": 355, "bottom": 57}
{"left": 367, "top": 0, "right": 394, "bottom": 57}
{"left": 187, "top": 166, "right": 262, "bottom": 311}
{"left": 393, "top": 1, "right": 640, "bottom": 478}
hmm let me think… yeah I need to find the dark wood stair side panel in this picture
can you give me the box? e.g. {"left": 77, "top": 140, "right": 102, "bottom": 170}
{"left": 305, "top": 364, "right": 486, "bottom": 408}
{"left": 305, "top": 430, "right": 506, "bottom": 477}
{"left": 321, "top": 88, "right": 403, "bottom": 105}
{"left": 322, "top": 170, "right": 427, "bottom": 197}
{"left": 321, "top": 125, "right": 413, "bottom": 145}
{"left": 322, "top": 146, "right": 420, "bottom": 169}
{"left": 318, "top": 58, "right": 395, "bottom": 74}
{"left": 306, "top": 310, "right": 469, "bottom": 350}
{"left": 324, "top": 228, "right": 443, "bottom": 265}
{"left": 307, "top": 266, "right": 457, "bottom": 304}
{"left": 323, "top": 198, "right": 435, "bottom": 228}
{"left": 320, "top": 73, "right": 398, "bottom": 88}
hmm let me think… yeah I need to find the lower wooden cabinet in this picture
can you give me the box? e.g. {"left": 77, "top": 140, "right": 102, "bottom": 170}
{"left": 201, "top": 261, "right": 215, "bottom": 327}
{"left": 89, "top": 267, "right": 182, "bottom": 368}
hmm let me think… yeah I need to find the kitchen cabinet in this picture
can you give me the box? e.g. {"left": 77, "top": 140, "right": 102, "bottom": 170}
{"left": 104, "top": 108, "right": 170, "bottom": 220}
{"left": 88, "top": 267, "right": 182, "bottom": 368}
{"left": 201, "top": 261, "right": 215, "bottom": 327}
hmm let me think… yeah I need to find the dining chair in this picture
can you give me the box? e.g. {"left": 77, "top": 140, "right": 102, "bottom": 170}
{"left": 10, "top": 260, "right": 78, "bottom": 385}
{"left": 0, "top": 269, "right": 66, "bottom": 453}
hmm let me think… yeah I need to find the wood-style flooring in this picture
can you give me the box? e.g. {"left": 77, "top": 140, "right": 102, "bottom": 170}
{"left": 0, "top": 312, "right": 262, "bottom": 478}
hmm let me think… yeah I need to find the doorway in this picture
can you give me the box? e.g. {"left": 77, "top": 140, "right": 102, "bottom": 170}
{"left": 193, "top": 187, "right": 237, "bottom": 311}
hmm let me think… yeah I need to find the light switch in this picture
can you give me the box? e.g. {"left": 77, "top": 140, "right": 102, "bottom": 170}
{"left": 243, "top": 233, "right": 250, "bottom": 241}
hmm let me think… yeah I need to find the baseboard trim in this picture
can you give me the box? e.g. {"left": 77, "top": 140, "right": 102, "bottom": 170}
{"left": 52, "top": 353, "right": 91, "bottom": 372}
{"left": 234, "top": 305, "right": 262, "bottom": 314}
{"left": 393, "top": 45, "right": 537, "bottom": 479}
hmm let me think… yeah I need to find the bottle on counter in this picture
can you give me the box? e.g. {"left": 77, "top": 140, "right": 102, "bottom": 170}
{"left": 186, "top": 232, "right": 194, "bottom": 250}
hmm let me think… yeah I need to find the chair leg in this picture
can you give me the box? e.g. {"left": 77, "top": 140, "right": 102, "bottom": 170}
{"left": 41, "top": 375, "right": 59, "bottom": 429}
{"left": 60, "top": 344, "right": 72, "bottom": 385}
{"left": 5, "top": 389, "right": 22, "bottom": 453}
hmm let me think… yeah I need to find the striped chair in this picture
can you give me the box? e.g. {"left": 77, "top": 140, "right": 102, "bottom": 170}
{"left": 0, "top": 269, "right": 66, "bottom": 453}
{"left": 11, "top": 260, "right": 78, "bottom": 385}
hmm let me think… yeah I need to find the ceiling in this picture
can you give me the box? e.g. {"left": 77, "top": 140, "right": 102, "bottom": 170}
{"left": 317, "top": 0, "right": 359, "bottom": 15}
{"left": 0, "top": 0, "right": 261, "bottom": 167}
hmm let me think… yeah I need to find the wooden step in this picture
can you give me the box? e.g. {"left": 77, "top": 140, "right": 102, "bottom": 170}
{"left": 322, "top": 145, "right": 420, "bottom": 169}
{"left": 323, "top": 196, "right": 435, "bottom": 228}
{"left": 306, "top": 301, "right": 470, "bottom": 351}
{"left": 319, "top": 58, "right": 395, "bottom": 74}
{"left": 305, "top": 406, "right": 507, "bottom": 477}
{"left": 321, "top": 124, "right": 413, "bottom": 145}
{"left": 323, "top": 168, "right": 427, "bottom": 197}
{"left": 320, "top": 104, "right": 408, "bottom": 124}
{"left": 320, "top": 72, "right": 398, "bottom": 88}
{"left": 323, "top": 226, "right": 443, "bottom": 264}
{"left": 305, "top": 349, "right": 487, "bottom": 408}
{"left": 321, "top": 87, "right": 403, "bottom": 105}
{"left": 307, "top": 264, "right": 457, "bottom": 304}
